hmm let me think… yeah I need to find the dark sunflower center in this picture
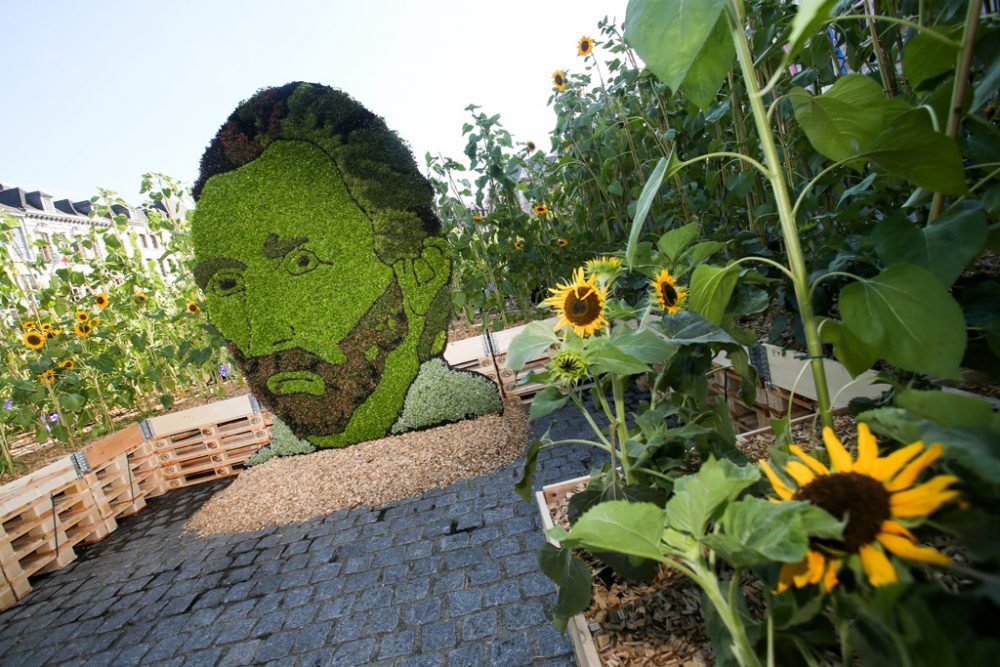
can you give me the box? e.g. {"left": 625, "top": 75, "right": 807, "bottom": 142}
{"left": 565, "top": 288, "right": 600, "bottom": 325}
{"left": 794, "top": 472, "right": 891, "bottom": 553}
{"left": 556, "top": 75, "right": 563, "bottom": 84}
{"left": 582, "top": 41, "right": 590, "bottom": 50}
{"left": 27, "top": 334, "right": 42, "bottom": 345}
{"left": 558, "top": 358, "right": 583, "bottom": 373}
{"left": 658, "top": 283, "right": 678, "bottom": 307}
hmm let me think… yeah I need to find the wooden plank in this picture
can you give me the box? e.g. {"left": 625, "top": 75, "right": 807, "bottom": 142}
{"left": 0, "top": 458, "right": 78, "bottom": 517}
{"left": 81, "top": 423, "right": 144, "bottom": 468}
{"left": 144, "top": 394, "right": 256, "bottom": 438}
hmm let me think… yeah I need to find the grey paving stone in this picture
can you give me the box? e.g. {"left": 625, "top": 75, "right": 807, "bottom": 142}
{"left": 448, "top": 589, "right": 482, "bottom": 616}
{"left": 293, "top": 623, "right": 332, "bottom": 653}
{"left": 448, "top": 643, "right": 486, "bottom": 666}
{"left": 378, "top": 630, "right": 414, "bottom": 659}
{"left": 395, "top": 578, "right": 430, "bottom": 603}
{"left": 536, "top": 624, "right": 574, "bottom": 657}
{"left": 333, "top": 612, "right": 369, "bottom": 643}
{"left": 504, "top": 601, "right": 547, "bottom": 629}
{"left": 332, "top": 637, "right": 376, "bottom": 667}
{"left": 366, "top": 605, "right": 401, "bottom": 633}
{"left": 219, "top": 639, "right": 261, "bottom": 667}
{"left": 255, "top": 631, "right": 298, "bottom": 663}
{"left": 421, "top": 620, "right": 457, "bottom": 651}
{"left": 399, "top": 654, "right": 445, "bottom": 667}
{"left": 490, "top": 632, "right": 534, "bottom": 667}
{"left": 461, "top": 610, "right": 498, "bottom": 641}
{"left": 405, "top": 597, "right": 442, "bottom": 625}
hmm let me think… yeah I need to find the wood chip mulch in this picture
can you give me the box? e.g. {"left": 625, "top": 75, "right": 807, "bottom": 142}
{"left": 185, "top": 400, "right": 528, "bottom": 534}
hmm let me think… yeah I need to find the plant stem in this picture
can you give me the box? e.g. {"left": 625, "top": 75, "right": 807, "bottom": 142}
{"left": 611, "top": 376, "right": 632, "bottom": 484}
{"left": 697, "top": 567, "right": 762, "bottom": 667}
{"left": 727, "top": 0, "right": 834, "bottom": 427}
{"left": 929, "top": 0, "right": 981, "bottom": 222}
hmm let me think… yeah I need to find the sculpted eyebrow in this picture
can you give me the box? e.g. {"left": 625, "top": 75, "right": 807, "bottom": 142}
{"left": 193, "top": 258, "right": 247, "bottom": 289}
{"left": 263, "top": 233, "right": 309, "bottom": 259}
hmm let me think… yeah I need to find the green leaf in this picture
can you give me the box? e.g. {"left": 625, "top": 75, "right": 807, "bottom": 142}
{"left": 972, "top": 27, "right": 1000, "bottom": 111}
{"left": 664, "top": 457, "right": 759, "bottom": 538}
{"left": 872, "top": 208, "right": 987, "bottom": 286}
{"left": 787, "top": 0, "right": 838, "bottom": 61}
{"left": 865, "top": 110, "right": 968, "bottom": 194}
{"left": 922, "top": 425, "right": 1000, "bottom": 485}
{"left": 505, "top": 321, "right": 558, "bottom": 371}
{"left": 839, "top": 264, "right": 966, "bottom": 378}
{"left": 703, "top": 498, "right": 811, "bottom": 567}
{"left": 819, "top": 317, "right": 878, "bottom": 378}
{"left": 562, "top": 500, "right": 667, "bottom": 562}
{"left": 515, "top": 425, "right": 555, "bottom": 502}
{"left": 624, "top": 0, "right": 729, "bottom": 91}
{"left": 587, "top": 339, "right": 653, "bottom": 376}
{"left": 837, "top": 173, "right": 878, "bottom": 206}
{"left": 626, "top": 155, "right": 670, "bottom": 268}
{"left": 789, "top": 75, "right": 888, "bottom": 166}
{"left": 529, "top": 386, "right": 570, "bottom": 420}
{"left": 656, "top": 222, "right": 699, "bottom": 262}
{"left": 679, "top": 241, "right": 724, "bottom": 269}
{"left": 680, "top": 13, "right": 735, "bottom": 112}
{"left": 537, "top": 544, "right": 594, "bottom": 626}
{"left": 687, "top": 264, "right": 739, "bottom": 325}
{"left": 58, "top": 393, "right": 87, "bottom": 412}
{"left": 896, "top": 389, "right": 998, "bottom": 430}
{"left": 858, "top": 407, "right": 926, "bottom": 444}
{"left": 611, "top": 328, "right": 677, "bottom": 365}
{"left": 656, "top": 310, "right": 739, "bottom": 347}
{"left": 903, "top": 30, "right": 959, "bottom": 90}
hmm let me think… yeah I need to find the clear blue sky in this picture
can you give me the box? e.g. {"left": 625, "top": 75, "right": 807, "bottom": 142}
{"left": 1, "top": 0, "right": 628, "bottom": 204}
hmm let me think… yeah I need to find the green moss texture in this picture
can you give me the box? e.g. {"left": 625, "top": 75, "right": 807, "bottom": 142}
{"left": 245, "top": 416, "right": 317, "bottom": 467}
{"left": 392, "top": 359, "right": 503, "bottom": 434}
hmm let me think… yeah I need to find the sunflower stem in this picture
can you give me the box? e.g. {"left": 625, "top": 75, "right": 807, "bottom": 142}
{"left": 696, "top": 565, "right": 762, "bottom": 667}
{"left": 611, "top": 376, "right": 632, "bottom": 485}
{"left": 726, "top": 0, "right": 834, "bottom": 428}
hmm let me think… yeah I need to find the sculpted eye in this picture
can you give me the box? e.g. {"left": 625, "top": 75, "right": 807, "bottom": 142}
{"left": 207, "top": 269, "right": 245, "bottom": 297}
{"left": 283, "top": 248, "right": 323, "bottom": 276}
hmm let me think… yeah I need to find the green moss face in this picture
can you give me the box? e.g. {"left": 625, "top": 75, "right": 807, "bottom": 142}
{"left": 194, "top": 140, "right": 447, "bottom": 447}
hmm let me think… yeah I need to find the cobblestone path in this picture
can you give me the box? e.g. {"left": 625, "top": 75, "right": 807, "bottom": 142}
{"left": 0, "top": 396, "right": 640, "bottom": 666}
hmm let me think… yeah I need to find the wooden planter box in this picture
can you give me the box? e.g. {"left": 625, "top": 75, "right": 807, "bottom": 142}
{"left": 0, "top": 395, "right": 273, "bottom": 612}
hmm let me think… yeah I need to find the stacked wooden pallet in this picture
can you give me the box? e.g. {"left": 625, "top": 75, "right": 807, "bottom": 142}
{"left": 489, "top": 317, "right": 560, "bottom": 403}
{"left": 0, "top": 395, "right": 273, "bottom": 612}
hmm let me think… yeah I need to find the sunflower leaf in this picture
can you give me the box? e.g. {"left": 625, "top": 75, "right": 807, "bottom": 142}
{"left": 686, "top": 265, "right": 741, "bottom": 326}
{"left": 703, "top": 498, "right": 812, "bottom": 567}
{"left": 680, "top": 12, "right": 735, "bottom": 112}
{"left": 839, "top": 264, "right": 966, "bottom": 378}
{"left": 537, "top": 543, "right": 593, "bottom": 629}
{"left": 665, "top": 456, "right": 759, "bottom": 538}
{"left": 561, "top": 500, "right": 667, "bottom": 562}
{"left": 626, "top": 155, "right": 670, "bottom": 269}
{"left": 787, "top": 0, "right": 839, "bottom": 62}
{"left": 505, "top": 321, "right": 559, "bottom": 371}
{"left": 871, "top": 208, "right": 987, "bottom": 287}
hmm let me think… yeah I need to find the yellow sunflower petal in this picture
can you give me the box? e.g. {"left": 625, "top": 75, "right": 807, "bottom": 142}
{"left": 823, "top": 427, "right": 853, "bottom": 473}
{"left": 790, "top": 445, "right": 829, "bottom": 476}
{"left": 890, "top": 475, "right": 960, "bottom": 517}
{"left": 775, "top": 558, "right": 810, "bottom": 594}
{"left": 886, "top": 443, "right": 943, "bottom": 492}
{"left": 877, "top": 532, "right": 952, "bottom": 566}
{"left": 853, "top": 423, "right": 879, "bottom": 474}
{"left": 759, "top": 460, "right": 794, "bottom": 500}
{"left": 822, "top": 559, "right": 839, "bottom": 592}
{"left": 871, "top": 442, "right": 924, "bottom": 483}
{"left": 801, "top": 550, "right": 826, "bottom": 586}
{"left": 785, "top": 460, "right": 816, "bottom": 487}
{"left": 879, "top": 520, "right": 915, "bottom": 540}
{"left": 858, "top": 544, "right": 898, "bottom": 586}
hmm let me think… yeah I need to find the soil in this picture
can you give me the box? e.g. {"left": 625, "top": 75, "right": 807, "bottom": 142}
{"left": 186, "top": 399, "right": 529, "bottom": 534}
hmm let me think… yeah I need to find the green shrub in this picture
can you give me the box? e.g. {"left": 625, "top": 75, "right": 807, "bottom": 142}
{"left": 392, "top": 359, "right": 502, "bottom": 433}
{"left": 245, "top": 416, "right": 316, "bottom": 466}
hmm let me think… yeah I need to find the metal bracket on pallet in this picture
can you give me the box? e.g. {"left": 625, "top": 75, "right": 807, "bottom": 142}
{"left": 139, "top": 419, "right": 155, "bottom": 440}
{"left": 248, "top": 393, "right": 264, "bottom": 414}
{"left": 479, "top": 332, "right": 494, "bottom": 358}
{"left": 69, "top": 451, "right": 92, "bottom": 477}
{"left": 749, "top": 345, "right": 772, "bottom": 390}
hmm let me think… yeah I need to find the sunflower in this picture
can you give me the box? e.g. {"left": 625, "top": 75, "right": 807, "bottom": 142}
{"left": 760, "top": 424, "right": 959, "bottom": 592}
{"left": 38, "top": 369, "right": 55, "bottom": 385}
{"left": 132, "top": 292, "right": 148, "bottom": 304}
{"left": 578, "top": 36, "right": 594, "bottom": 57}
{"left": 471, "top": 214, "right": 483, "bottom": 222}
{"left": 73, "top": 323, "right": 92, "bottom": 338}
{"left": 533, "top": 204, "right": 548, "bottom": 216}
{"left": 526, "top": 141, "right": 536, "bottom": 152}
{"left": 550, "top": 350, "right": 588, "bottom": 385}
{"left": 187, "top": 300, "right": 201, "bottom": 314}
{"left": 94, "top": 293, "right": 109, "bottom": 308}
{"left": 92, "top": 317, "right": 101, "bottom": 327}
{"left": 58, "top": 359, "right": 75, "bottom": 370}
{"left": 552, "top": 70, "right": 567, "bottom": 91}
{"left": 41, "top": 323, "right": 55, "bottom": 335}
{"left": 544, "top": 268, "right": 608, "bottom": 337}
{"left": 22, "top": 321, "right": 37, "bottom": 331}
{"left": 75, "top": 311, "right": 90, "bottom": 324}
{"left": 652, "top": 269, "right": 688, "bottom": 315}
{"left": 514, "top": 241, "right": 524, "bottom": 251}
{"left": 585, "top": 256, "right": 621, "bottom": 277}
{"left": 22, "top": 330, "right": 46, "bottom": 350}
{"left": 556, "top": 238, "right": 569, "bottom": 248}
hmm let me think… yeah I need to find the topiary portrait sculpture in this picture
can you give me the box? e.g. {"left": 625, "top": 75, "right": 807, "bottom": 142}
{"left": 192, "top": 82, "right": 499, "bottom": 448}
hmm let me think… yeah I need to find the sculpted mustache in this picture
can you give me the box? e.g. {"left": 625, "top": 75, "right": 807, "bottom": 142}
{"left": 237, "top": 346, "right": 345, "bottom": 376}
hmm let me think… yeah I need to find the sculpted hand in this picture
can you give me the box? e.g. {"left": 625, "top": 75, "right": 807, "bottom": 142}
{"left": 394, "top": 236, "right": 450, "bottom": 315}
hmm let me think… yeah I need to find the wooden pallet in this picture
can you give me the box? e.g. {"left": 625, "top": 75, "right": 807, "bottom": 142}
{"left": 492, "top": 317, "right": 559, "bottom": 403}
{"left": 154, "top": 412, "right": 271, "bottom": 490}
{"left": 708, "top": 366, "right": 817, "bottom": 433}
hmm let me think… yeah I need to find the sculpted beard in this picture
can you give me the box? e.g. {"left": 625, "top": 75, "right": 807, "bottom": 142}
{"left": 234, "top": 281, "right": 407, "bottom": 438}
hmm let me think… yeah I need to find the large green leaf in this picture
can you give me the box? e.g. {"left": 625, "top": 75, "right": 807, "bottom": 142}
{"left": 703, "top": 498, "right": 818, "bottom": 567}
{"left": 872, "top": 208, "right": 987, "bottom": 286}
{"left": 680, "top": 13, "right": 735, "bottom": 112}
{"left": 865, "top": 110, "right": 968, "bottom": 194}
{"left": 562, "top": 500, "right": 667, "bottom": 561}
{"left": 611, "top": 328, "right": 677, "bottom": 364}
{"left": 664, "top": 457, "right": 759, "bottom": 538}
{"left": 787, "top": 0, "right": 838, "bottom": 61}
{"left": 896, "top": 389, "right": 999, "bottom": 431}
{"left": 505, "top": 321, "right": 558, "bottom": 370}
{"left": 819, "top": 317, "right": 878, "bottom": 378}
{"left": 688, "top": 264, "right": 739, "bottom": 325}
{"left": 624, "top": 0, "right": 729, "bottom": 91}
{"left": 839, "top": 264, "right": 966, "bottom": 378}
{"left": 922, "top": 425, "right": 1000, "bottom": 485}
{"left": 514, "top": 425, "right": 555, "bottom": 502}
{"left": 587, "top": 339, "right": 653, "bottom": 376}
{"left": 789, "top": 75, "right": 889, "bottom": 165}
{"left": 656, "top": 310, "right": 739, "bottom": 347}
{"left": 626, "top": 155, "right": 669, "bottom": 268}
{"left": 903, "top": 30, "right": 959, "bottom": 90}
{"left": 529, "top": 386, "right": 570, "bottom": 420}
{"left": 657, "top": 221, "right": 699, "bottom": 262}
{"left": 538, "top": 544, "right": 593, "bottom": 627}
{"left": 972, "top": 26, "right": 1000, "bottom": 111}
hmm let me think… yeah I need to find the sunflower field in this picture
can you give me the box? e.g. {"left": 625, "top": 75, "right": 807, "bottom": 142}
{"left": 434, "top": 0, "right": 1000, "bottom": 664}
{"left": 0, "top": 174, "right": 237, "bottom": 476}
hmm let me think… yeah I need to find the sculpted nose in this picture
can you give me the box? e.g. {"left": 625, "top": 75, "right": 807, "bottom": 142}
{"left": 248, "top": 319, "right": 296, "bottom": 354}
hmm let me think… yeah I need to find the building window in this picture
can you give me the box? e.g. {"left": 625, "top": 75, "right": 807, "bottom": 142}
{"left": 138, "top": 234, "right": 148, "bottom": 248}
{"left": 150, "top": 235, "right": 159, "bottom": 249}
{"left": 11, "top": 226, "right": 33, "bottom": 261}
{"left": 36, "top": 233, "right": 53, "bottom": 262}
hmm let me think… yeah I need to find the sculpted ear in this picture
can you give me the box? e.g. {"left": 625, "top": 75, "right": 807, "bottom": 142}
{"left": 371, "top": 209, "right": 428, "bottom": 265}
